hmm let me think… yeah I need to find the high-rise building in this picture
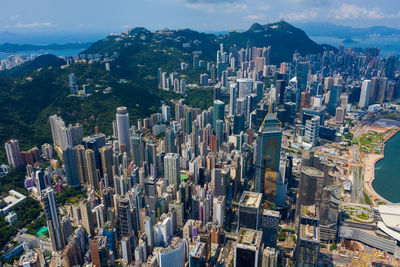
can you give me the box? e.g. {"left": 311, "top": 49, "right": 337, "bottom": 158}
{"left": 359, "top": 80, "right": 372, "bottom": 108}
{"left": 89, "top": 236, "right": 108, "bottom": 267}
{"left": 213, "top": 196, "right": 225, "bottom": 227}
{"left": 85, "top": 149, "right": 99, "bottom": 189}
{"left": 75, "top": 145, "right": 88, "bottom": 184}
{"left": 119, "top": 198, "right": 133, "bottom": 238}
{"left": 5, "top": 139, "right": 22, "bottom": 168}
{"left": 254, "top": 110, "right": 282, "bottom": 204}
{"left": 237, "top": 79, "right": 253, "bottom": 98}
{"left": 116, "top": 107, "right": 131, "bottom": 156}
{"left": 99, "top": 146, "right": 113, "bottom": 184}
{"left": 304, "top": 116, "right": 320, "bottom": 147}
{"left": 229, "top": 84, "right": 237, "bottom": 116}
{"left": 261, "top": 247, "right": 278, "bottom": 267}
{"left": 49, "top": 115, "right": 83, "bottom": 149}
{"left": 213, "top": 100, "right": 225, "bottom": 130}
{"left": 158, "top": 238, "right": 188, "bottom": 267}
{"left": 335, "top": 107, "right": 345, "bottom": 123}
{"left": 200, "top": 74, "right": 209, "bottom": 86}
{"left": 80, "top": 200, "right": 95, "bottom": 236}
{"left": 327, "top": 85, "right": 339, "bottom": 115}
{"left": 189, "top": 241, "right": 207, "bottom": 267}
{"left": 261, "top": 210, "right": 280, "bottom": 248}
{"left": 63, "top": 147, "right": 80, "bottom": 187}
{"left": 165, "top": 128, "right": 176, "bottom": 154}
{"left": 185, "top": 109, "right": 193, "bottom": 134}
{"left": 162, "top": 105, "right": 171, "bottom": 122}
{"left": 121, "top": 237, "right": 133, "bottom": 264}
{"left": 238, "top": 191, "right": 262, "bottom": 231}
{"left": 234, "top": 228, "right": 263, "bottom": 267}
{"left": 43, "top": 188, "right": 65, "bottom": 251}
{"left": 164, "top": 153, "right": 180, "bottom": 186}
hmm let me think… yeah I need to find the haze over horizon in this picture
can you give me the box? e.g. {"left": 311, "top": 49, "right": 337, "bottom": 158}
{"left": 1, "top": 0, "right": 400, "bottom": 34}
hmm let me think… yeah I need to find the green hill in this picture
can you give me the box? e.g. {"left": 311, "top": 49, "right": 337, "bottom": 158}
{"left": 1, "top": 54, "right": 66, "bottom": 77}
{"left": 0, "top": 21, "right": 331, "bottom": 164}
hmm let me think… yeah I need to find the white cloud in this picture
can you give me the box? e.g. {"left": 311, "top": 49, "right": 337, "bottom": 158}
{"left": 184, "top": 2, "right": 248, "bottom": 14}
{"left": 281, "top": 8, "right": 319, "bottom": 21}
{"left": 331, "top": 4, "right": 385, "bottom": 20}
{"left": 245, "top": 14, "right": 265, "bottom": 21}
{"left": 5, "top": 22, "right": 54, "bottom": 29}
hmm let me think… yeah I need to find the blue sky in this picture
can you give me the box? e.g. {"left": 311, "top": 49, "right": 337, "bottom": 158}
{"left": 1, "top": 0, "right": 400, "bottom": 33}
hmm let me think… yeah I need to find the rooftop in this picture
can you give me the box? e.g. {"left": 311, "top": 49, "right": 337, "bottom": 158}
{"left": 302, "top": 166, "right": 324, "bottom": 178}
{"left": 239, "top": 191, "right": 262, "bottom": 208}
{"left": 263, "top": 209, "right": 280, "bottom": 218}
{"left": 190, "top": 241, "right": 206, "bottom": 258}
{"left": 300, "top": 224, "right": 320, "bottom": 242}
{"left": 301, "top": 205, "right": 319, "bottom": 219}
{"left": 237, "top": 228, "right": 262, "bottom": 248}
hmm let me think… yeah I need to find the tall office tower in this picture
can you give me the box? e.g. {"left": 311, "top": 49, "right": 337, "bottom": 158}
{"left": 298, "top": 167, "right": 325, "bottom": 207}
{"left": 229, "top": 84, "right": 237, "bottom": 116}
{"left": 85, "top": 149, "right": 99, "bottom": 189}
{"left": 295, "top": 208, "right": 320, "bottom": 267}
{"left": 180, "top": 78, "right": 186, "bottom": 94}
{"left": 335, "top": 107, "right": 345, "bottom": 123}
{"left": 370, "top": 77, "right": 388, "bottom": 104}
{"left": 237, "top": 191, "right": 262, "bottom": 230}
{"left": 185, "top": 108, "right": 193, "bottom": 134}
{"left": 99, "top": 146, "right": 113, "bottom": 183}
{"left": 193, "top": 54, "right": 200, "bottom": 69}
{"left": 324, "top": 77, "right": 334, "bottom": 93}
{"left": 213, "top": 100, "right": 224, "bottom": 129}
{"left": 161, "top": 104, "right": 171, "bottom": 123}
{"left": 165, "top": 128, "right": 176, "bottom": 154}
{"left": 121, "top": 237, "right": 133, "bottom": 264}
{"left": 261, "top": 210, "right": 280, "bottom": 248}
{"left": 5, "top": 139, "right": 22, "bottom": 168}
{"left": 234, "top": 228, "right": 263, "bottom": 267}
{"left": 255, "top": 81, "right": 264, "bottom": 103}
{"left": 116, "top": 107, "right": 131, "bottom": 156}
{"left": 174, "top": 78, "right": 180, "bottom": 92}
{"left": 318, "top": 185, "right": 341, "bottom": 242}
{"left": 296, "top": 62, "right": 309, "bottom": 92}
{"left": 158, "top": 238, "right": 187, "bottom": 267}
{"left": 75, "top": 145, "right": 88, "bottom": 184}
{"left": 119, "top": 198, "right": 133, "bottom": 238}
{"left": 213, "top": 196, "right": 225, "bottom": 227}
{"left": 304, "top": 116, "right": 320, "bottom": 147}
{"left": 385, "top": 55, "right": 396, "bottom": 80}
{"left": 164, "top": 153, "right": 180, "bottom": 186}
{"left": 158, "top": 68, "right": 162, "bottom": 88}
{"left": 215, "top": 120, "right": 224, "bottom": 148}
{"left": 220, "top": 70, "right": 228, "bottom": 88}
{"left": 254, "top": 110, "right": 282, "bottom": 204}
{"left": 237, "top": 78, "right": 253, "bottom": 98}
{"left": 43, "top": 188, "right": 65, "bottom": 251}
{"left": 80, "top": 200, "right": 95, "bottom": 236}
{"left": 63, "top": 147, "right": 80, "bottom": 187}
{"left": 144, "top": 216, "right": 154, "bottom": 252}
{"left": 327, "top": 85, "right": 339, "bottom": 116}
{"left": 386, "top": 81, "right": 396, "bottom": 102}
{"left": 212, "top": 168, "right": 227, "bottom": 196}
{"left": 89, "top": 236, "right": 108, "bottom": 267}
{"left": 359, "top": 79, "right": 372, "bottom": 108}
{"left": 299, "top": 91, "right": 310, "bottom": 120}
{"left": 261, "top": 247, "right": 278, "bottom": 267}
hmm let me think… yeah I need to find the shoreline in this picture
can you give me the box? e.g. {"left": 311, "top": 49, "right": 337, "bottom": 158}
{"left": 363, "top": 128, "right": 400, "bottom": 206}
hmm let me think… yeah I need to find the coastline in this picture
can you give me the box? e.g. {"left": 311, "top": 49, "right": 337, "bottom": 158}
{"left": 363, "top": 128, "right": 400, "bottom": 206}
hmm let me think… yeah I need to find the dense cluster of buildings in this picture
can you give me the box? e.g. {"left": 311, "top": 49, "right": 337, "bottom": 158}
{"left": 2, "top": 32, "right": 400, "bottom": 266}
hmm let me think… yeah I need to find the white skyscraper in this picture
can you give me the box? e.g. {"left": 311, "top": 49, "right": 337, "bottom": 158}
{"left": 359, "top": 79, "right": 372, "bottom": 108}
{"left": 5, "top": 139, "right": 22, "bottom": 168}
{"left": 304, "top": 116, "right": 320, "bottom": 147}
{"left": 162, "top": 105, "right": 171, "bottom": 122}
{"left": 49, "top": 115, "right": 83, "bottom": 149}
{"left": 213, "top": 195, "right": 225, "bottom": 227}
{"left": 116, "top": 107, "right": 131, "bottom": 156}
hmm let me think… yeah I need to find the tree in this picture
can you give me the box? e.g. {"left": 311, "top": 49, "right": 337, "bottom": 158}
{"left": 329, "top": 242, "right": 337, "bottom": 251}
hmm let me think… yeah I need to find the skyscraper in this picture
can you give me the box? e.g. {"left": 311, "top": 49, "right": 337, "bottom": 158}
{"left": 43, "top": 188, "right": 65, "bottom": 251}
{"left": 63, "top": 147, "right": 80, "bottom": 188}
{"left": 119, "top": 198, "right": 133, "bottom": 238}
{"left": 327, "top": 85, "right": 339, "bottom": 116}
{"left": 85, "top": 149, "right": 99, "bottom": 189}
{"left": 229, "top": 84, "right": 237, "bottom": 116}
{"left": 5, "top": 139, "right": 22, "bottom": 168}
{"left": 359, "top": 79, "right": 372, "bottom": 108}
{"left": 304, "top": 116, "right": 320, "bottom": 147}
{"left": 80, "top": 200, "right": 95, "bottom": 236}
{"left": 238, "top": 191, "right": 262, "bottom": 231}
{"left": 89, "top": 236, "right": 108, "bottom": 267}
{"left": 254, "top": 110, "right": 282, "bottom": 204}
{"left": 164, "top": 153, "right": 180, "bottom": 186}
{"left": 99, "top": 146, "right": 113, "bottom": 184}
{"left": 185, "top": 109, "right": 193, "bottom": 134}
{"left": 213, "top": 100, "right": 224, "bottom": 130}
{"left": 75, "top": 145, "right": 88, "bottom": 184}
{"left": 234, "top": 228, "right": 263, "bottom": 267}
{"left": 116, "top": 107, "right": 131, "bottom": 156}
